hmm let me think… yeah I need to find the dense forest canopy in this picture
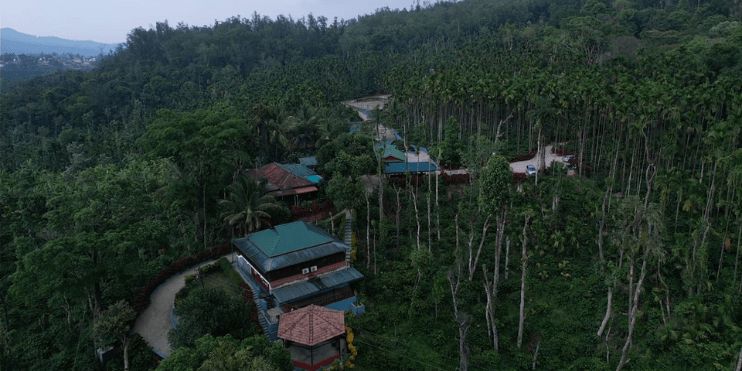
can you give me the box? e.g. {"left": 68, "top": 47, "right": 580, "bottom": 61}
{"left": 2, "top": 0, "right": 742, "bottom": 370}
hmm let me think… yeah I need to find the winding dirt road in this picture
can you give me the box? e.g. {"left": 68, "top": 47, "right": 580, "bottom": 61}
{"left": 132, "top": 254, "right": 235, "bottom": 358}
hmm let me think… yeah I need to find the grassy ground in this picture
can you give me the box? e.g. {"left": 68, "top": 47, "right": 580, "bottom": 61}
{"left": 182, "top": 257, "right": 245, "bottom": 299}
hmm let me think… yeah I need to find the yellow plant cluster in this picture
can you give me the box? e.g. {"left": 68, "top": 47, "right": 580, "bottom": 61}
{"left": 350, "top": 233, "right": 358, "bottom": 262}
{"left": 329, "top": 326, "right": 358, "bottom": 370}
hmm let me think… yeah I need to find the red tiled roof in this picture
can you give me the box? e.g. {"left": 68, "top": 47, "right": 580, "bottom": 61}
{"left": 270, "top": 185, "right": 319, "bottom": 197}
{"left": 292, "top": 185, "right": 319, "bottom": 194}
{"left": 249, "top": 163, "right": 313, "bottom": 191}
{"left": 277, "top": 305, "right": 345, "bottom": 346}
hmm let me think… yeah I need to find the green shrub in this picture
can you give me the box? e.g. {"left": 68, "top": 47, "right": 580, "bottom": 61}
{"left": 199, "top": 262, "right": 220, "bottom": 275}
{"left": 218, "top": 257, "right": 244, "bottom": 286}
{"left": 337, "top": 217, "right": 346, "bottom": 239}
{"left": 175, "top": 286, "right": 190, "bottom": 303}
{"left": 168, "top": 287, "right": 258, "bottom": 350}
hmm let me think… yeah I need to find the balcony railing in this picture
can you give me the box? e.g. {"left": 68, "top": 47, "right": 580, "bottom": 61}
{"left": 237, "top": 255, "right": 272, "bottom": 292}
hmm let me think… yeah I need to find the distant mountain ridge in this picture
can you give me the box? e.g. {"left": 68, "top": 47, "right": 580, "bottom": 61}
{"left": 1, "top": 28, "right": 117, "bottom": 57}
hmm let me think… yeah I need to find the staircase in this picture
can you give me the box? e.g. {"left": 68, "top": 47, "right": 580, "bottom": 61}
{"left": 234, "top": 259, "right": 277, "bottom": 341}
{"left": 344, "top": 210, "right": 352, "bottom": 262}
{"left": 258, "top": 312, "right": 271, "bottom": 338}
{"left": 262, "top": 292, "right": 275, "bottom": 309}
{"left": 240, "top": 269, "right": 272, "bottom": 339}
{"left": 249, "top": 284, "right": 269, "bottom": 335}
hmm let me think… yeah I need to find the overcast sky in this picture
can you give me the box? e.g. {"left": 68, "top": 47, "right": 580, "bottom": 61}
{"left": 1, "top": 0, "right": 415, "bottom": 44}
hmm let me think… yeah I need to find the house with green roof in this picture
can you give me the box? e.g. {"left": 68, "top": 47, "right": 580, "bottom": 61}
{"left": 374, "top": 142, "right": 438, "bottom": 176}
{"left": 233, "top": 221, "right": 364, "bottom": 340}
{"left": 378, "top": 142, "right": 405, "bottom": 163}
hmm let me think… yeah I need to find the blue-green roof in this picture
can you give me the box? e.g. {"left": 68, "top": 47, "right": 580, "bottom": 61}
{"left": 249, "top": 222, "right": 332, "bottom": 257}
{"left": 299, "top": 156, "right": 318, "bottom": 167}
{"left": 277, "top": 163, "right": 318, "bottom": 179}
{"left": 306, "top": 175, "right": 323, "bottom": 184}
{"left": 234, "top": 222, "right": 352, "bottom": 272}
{"left": 271, "top": 267, "right": 364, "bottom": 303}
{"left": 384, "top": 161, "right": 438, "bottom": 174}
{"left": 378, "top": 144, "right": 405, "bottom": 162}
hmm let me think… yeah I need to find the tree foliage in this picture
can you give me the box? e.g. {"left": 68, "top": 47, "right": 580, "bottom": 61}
{"left": 168, "top": 287, "right": 258, "bottom": 350}
{"left": 2, "top": 0, "right": 742, "bottom": 369}
{"left": 158, "top": 334, "right": 292, "bottom": 371}
{"left": 479, "top": 155, "right": 511, "bottom": 217}
{"left": 219, "top": 175, "right": 288, "bottom": 236}
{"left": 92, "top": 300, "right": 136, "bottom": 371}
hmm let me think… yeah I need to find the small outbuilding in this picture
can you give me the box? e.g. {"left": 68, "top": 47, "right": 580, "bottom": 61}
{"left": 278, "top": 305, "right": 346, "bottom": 370}
{"left": 245, "top": 162, "right": 322, "bottom": 206}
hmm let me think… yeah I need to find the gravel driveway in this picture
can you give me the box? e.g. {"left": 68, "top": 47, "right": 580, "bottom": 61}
{"left": 509, "top": 145, "right": 565, "bottom": 173}
{"left": 132, "top": 254, "right": 235, "bottom": 358}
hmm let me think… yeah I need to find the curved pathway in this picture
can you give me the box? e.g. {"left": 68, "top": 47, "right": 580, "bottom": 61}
{"left": 132, "top": 254, "right": 235, "bottom": 358}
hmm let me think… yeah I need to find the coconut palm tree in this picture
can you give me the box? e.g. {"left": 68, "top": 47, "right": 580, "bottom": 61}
{"left": 219, "top": 175, "right": 285, "bottom": 236}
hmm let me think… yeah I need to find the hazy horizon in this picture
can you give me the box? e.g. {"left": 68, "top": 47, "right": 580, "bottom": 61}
{"left": 1, "top": 0, "right": 418, "bottom": 45}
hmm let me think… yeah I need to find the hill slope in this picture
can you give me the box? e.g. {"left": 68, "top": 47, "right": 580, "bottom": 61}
{"left": 1, "top": 27, "right": 117, "bottom": 57}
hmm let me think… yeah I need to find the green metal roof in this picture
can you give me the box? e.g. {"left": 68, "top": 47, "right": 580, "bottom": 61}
{"left": 384, "top": 161, "right": 438, "bottom": 174}
{"left": 271, "top": 267, "right": 364, "bottom": 303}
{"left": 381, "top": 144, "right": 405, "bottom": 162}
{"left": 277, "top": 163, "right": 318, "bottom": 179}
{"left": 249, "top": 221, "right": 333, "bottom": 257}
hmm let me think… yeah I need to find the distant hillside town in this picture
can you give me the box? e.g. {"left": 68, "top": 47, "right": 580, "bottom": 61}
{"left": 0, "top": 53, "right": 100, "bottom": 92}
{"left": 1, "top": 53, "right": 98, "bottom": 69}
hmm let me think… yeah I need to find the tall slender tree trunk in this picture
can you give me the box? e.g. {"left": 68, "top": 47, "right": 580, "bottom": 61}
{"left": 411, "top": 187, "right": 421, "bottom": 250}
{"left": 657, "top": 262, "right": 671, "bottom": 325}
{"left": 483, "top": 267, "right": 498, "bottom": 352}
{"left": 616, "top": 251, "right": 648, "bottom": 371}
{"left": 123, "top": 339, "right": 130, "bottom": 371}
{"left": 366, "top": 194, "right": 371, "bottom": 268}
{"left": 61, "top": 296, "right": 72, "bottom": 325}
{"left": 505, "top": 237, "right": 511, "bottom": 280}
{"left": 92, "top": 250, "right": 103, "bottom": 315}
{"left": 495, "top": 211, "right": 507, "bottom": 282}
{"left": 517, "top": 215, "right": 530, "bottom": 348}
{"left": 194, "top": 206, "right": 200, "bottom": 244}
{"left": 450, "top": 215, "right": 469, "bottom": 371}
{"left": 427, "top": 170, "right": 432, "bottom": 252}
{"left": 597, "top": 145, "right": 621, "bottom": 337}
{"left": 395, "top": 187, "right": 401, "bottom": 249}
{"left": 618, "top": 162, "right": 656, "bottom": 371}
{"left": 597, "top": 287, "right": 613, "bottom": 337}
{"left": 377, "top": 122, "right": 385, "bottom": 251}
{"left": 487, "top": 211, "right": 507, "bottom": 351}
{"left": 202, "top": 185, "right": 207, "bottom": 249}
{"left": 627, "top": 250, "right": 635, "bottom": 328}
{"left": 457, "top": 312, "right": 470, "bottom": 371}
{"left": 436, "top": 151, "right": 441, "bottom": 241}
{"left": 717, "top": 187, "right": 733, "bottom": 278}
{"left": 468, "top": 216, "right": 491, "bottom": 281}
{"left": 535, "top": 127, "right": 542, "bottom": 186}
{"left": 599, "top": 138, "right": 621, "bottom": 267}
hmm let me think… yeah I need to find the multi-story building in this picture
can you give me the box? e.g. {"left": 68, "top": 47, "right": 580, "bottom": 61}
{"left": 233, "top": 221, "right": 364, "bottom": 340}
